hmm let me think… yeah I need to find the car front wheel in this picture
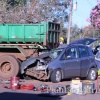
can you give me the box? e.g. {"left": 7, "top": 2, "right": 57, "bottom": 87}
{"left": 50, "top": 69, "right": 62, "bottom": 83}
{"left": 87, "top": 68, "right": 97, "bottom": 81}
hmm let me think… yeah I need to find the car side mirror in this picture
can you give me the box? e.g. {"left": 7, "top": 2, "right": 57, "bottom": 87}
{"left": 97, "top": 47, "right": 100, "bottom": 51}
{"left": 66, "top": 55, "right": 72, "bottom": 59}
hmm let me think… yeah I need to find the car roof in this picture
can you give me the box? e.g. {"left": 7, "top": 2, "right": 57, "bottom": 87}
{"left": 70, "top": 38, "right": 98, "bottom": 45}
{"left": 58, "top": 43, "right": 88, "bottom": 49}
{"left": 69, "top": 43, "right": 88, "bottom": 47}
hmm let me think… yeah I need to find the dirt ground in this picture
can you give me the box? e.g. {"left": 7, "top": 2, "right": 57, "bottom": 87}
{"left": 0, "top": 79, "right": 100, "bottom": 100}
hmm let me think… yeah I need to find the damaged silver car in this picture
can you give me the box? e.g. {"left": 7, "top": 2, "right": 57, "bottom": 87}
{"left": 20, "top": 44, "right": 97, "bottom": 83}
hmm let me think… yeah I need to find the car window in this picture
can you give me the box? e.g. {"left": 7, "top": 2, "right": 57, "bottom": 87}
{"left": 60, "top": 47, "right": 78, "bottom": 60}
{"left": 66, "top": 47, "right": 78, "bottom": 59}
{"left": 79, "top": 46, "right": 88, "bottom": 57}
{"left": 87, "top": 47, "right": 94, "bottom": 56}
{"left": 60, "top": 53, "right": 66, "bottom": 60}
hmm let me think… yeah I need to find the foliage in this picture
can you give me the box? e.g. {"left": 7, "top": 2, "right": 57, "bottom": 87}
{"left": 61, "top": 24, "right": 83, "bottom": 42}
{"left": 74, "top": 24, "right": 100, "bottom": 39}
{"left": 70, "top": 25, "right": 83, "bottom": 42}
{"left": 86, "top": 3, "right": 100, "bottom": 38}
{"left": 90, "top": 4, "right": 100, "bottom": 29}
{"left": 82, "top": 25, "right": 93, "bottom": 38}
{"left": 0, "top": 0, "right": 71, "bottom": 28}
{"left": 7, "top": 0, "right": 26, "bottom": 6}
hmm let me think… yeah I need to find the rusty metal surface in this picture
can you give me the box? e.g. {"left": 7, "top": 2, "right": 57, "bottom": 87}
{"left": 0, "top": 44, "right": 45, "bottom": 61}
{"left": 17, "top": 46, "right": 29, "bottom": 58}
{"left": 0, "top": 47, "right": 40, "bottom": 61}
{"left": 26, "top": 68, "right": 49, "bottom": 80}
{"left": 0, "top": 55, "right": 19, "bottom": 80}
{"left": 0, "top": 62, "right": 12, "bottom": 75}
{"left": 0, "top": 44, "right": 36, "bottom": 46}
{"left": 0, "top": 44, "right": 44, "bottom": 49}
{"left": 0, "top": 53, "right": 26, "bottom": 61}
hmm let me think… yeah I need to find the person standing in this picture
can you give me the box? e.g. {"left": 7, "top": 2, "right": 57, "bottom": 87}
{"left": 59, "top": 37, "right": 64, "bottom": 44}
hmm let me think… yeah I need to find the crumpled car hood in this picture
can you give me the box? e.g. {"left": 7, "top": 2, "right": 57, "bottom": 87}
{"left": 21, "top": 57, "right": 47, "bottom": 74}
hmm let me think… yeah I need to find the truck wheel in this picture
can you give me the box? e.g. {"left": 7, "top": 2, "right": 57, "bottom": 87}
{"left": 50, "top": 69, "right": 62, "bottom": 83}
{"left": 0, "top": 55, "right": 19, "bottom": 80}
{"left": 87, "top": 68, "right": 97, "bottom": 81}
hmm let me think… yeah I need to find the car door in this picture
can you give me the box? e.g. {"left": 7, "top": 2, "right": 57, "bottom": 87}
{"left": 61, "top": 46, "right": 81, "bottom": 78}
{"left": 78, "top": 46, "right": 91, "bottom": 77}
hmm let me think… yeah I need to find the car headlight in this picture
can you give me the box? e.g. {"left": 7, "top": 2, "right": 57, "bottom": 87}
{"left": 36, "top": 65, "right": 48, "bottom": 70}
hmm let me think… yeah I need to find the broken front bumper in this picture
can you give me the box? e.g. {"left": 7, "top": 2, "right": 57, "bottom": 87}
{"left": 25, "top": 67, "right": 50, "bottom": 80}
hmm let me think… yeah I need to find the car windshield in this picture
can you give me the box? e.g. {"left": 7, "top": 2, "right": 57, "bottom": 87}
{"left": 50, "top": 48, "right": 64, "bottom": 59}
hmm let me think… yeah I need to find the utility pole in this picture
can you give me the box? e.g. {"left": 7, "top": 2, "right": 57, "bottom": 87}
{"left": 67, "top": 0, "right": 73, "bottom": 44}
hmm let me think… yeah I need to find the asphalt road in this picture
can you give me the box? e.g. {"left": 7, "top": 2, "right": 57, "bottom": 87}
{"left": 0, "top": 79, "right": 100, "bottom": 100}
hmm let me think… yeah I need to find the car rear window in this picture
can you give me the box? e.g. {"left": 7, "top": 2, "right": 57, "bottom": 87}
{"left": 87, "top": 47, "right": 94, "bottom": 56}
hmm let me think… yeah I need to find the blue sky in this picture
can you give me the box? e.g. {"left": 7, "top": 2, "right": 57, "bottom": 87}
{"left": 72, "top": 0, "right": 98, "bottom": 28}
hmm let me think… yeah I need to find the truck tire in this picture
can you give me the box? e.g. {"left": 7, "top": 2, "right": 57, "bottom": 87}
{"left": 0, "top": 55, "right": 19, "bottom": 80}
{"left": 50, "top": 69, "right": 62, "bottom": 83}
{"left": 87, "top": 68, "right": 97, "bottom": 81}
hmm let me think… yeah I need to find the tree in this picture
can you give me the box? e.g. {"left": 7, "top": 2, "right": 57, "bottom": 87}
{"left": 90, "top": 4, "right": 100, "bottom": 29}
{"left": 0, "top": 0, "right": 71, "bottom": 28}
{"left": 70, "top": 24, "right": 83, "bottom": 41}
{"left": 82, "top": 25, "right": 93, "bottom": 38}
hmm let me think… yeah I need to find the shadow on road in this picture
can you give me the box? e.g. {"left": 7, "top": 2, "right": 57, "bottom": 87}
{"left": 0, "top": 92, "right": 62, "bottom": 100}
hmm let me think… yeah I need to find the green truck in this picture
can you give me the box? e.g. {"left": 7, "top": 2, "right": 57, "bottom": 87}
{"left": 0, "top": 22, "right": 60, "bottom": 80}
